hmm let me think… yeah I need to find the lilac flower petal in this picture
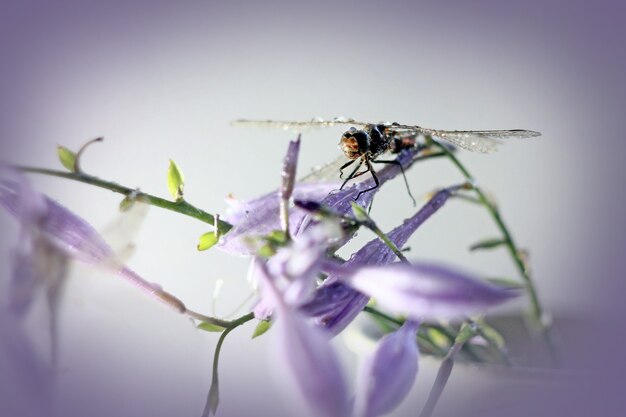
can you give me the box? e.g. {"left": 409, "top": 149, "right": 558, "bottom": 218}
{"left": 255, "top": 261, "right": 350, "bottom": 417}
{"left": 0, "top": 173, "right": 186, "bottom": 314}
{"left": 0, "top": 179, "right": 113, "bottom": 264}
{"left": 299, "top": 282, "right": 356, "bottom": 317}
{"left": 8, "top": 249, "right": 42, "bottom": 316}
{"left": 296, "top": 149, "right": 418, "bottom": 237}
{"left": 219, "top": 147, "right": 423, "bottom": 255}
{"left": 252, "top": 297, "right": 273, "bottom": 320}
{"left": 321, "top": 149, "right": 415, "bottom": 213}
{"left": 355, "top": 321, "right": 420, "bottom": 417}
{"left": 308, "top": 188, "right": 452, "bottom": 334}
{"left": 347, "top": 263, "right": 519, "bottom": 320}
{"left": 0, "top": 313, "right": 53, "bottom": 415}
{"left": 273, "top": 309, "right": 351, "bottom": 417}
{"left": 280, "top": 137, "right": 300, "bottom": 200}
{"left": 216, "top": 182, "right": 339, "bottom": 255}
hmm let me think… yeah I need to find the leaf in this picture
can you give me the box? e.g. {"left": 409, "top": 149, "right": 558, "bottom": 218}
{"left": 426, "top": 327, "right": 450, "bottom": 348}
{"left": 167, "top": 159, "right": 185, "bottom": 201}
{"left": 266, "top": 230, "right": 288, "bottom": 245}
{"left": 469, "top": 237, "right": 507, "bottom": 251}
{"left": 252, "top": 320, "right": 272, "bottom": 339}
{"left": 477, "top": 322, "right": 506, "bottom": 349}
{"left": 197, "top": 232, "right": 219, "bottom": 251}
{"left": 350, "top": 201, "right": 369, "bottom": 223}
{"left": 197, "top": 322, "right": 225, "bottom": 333}
{"left": 119, "top": 196, "right": 135, "bottom": 212}
{"left": 57, "top": 146, "right": 77, "bottom": 172}
{"left": 455, "top": 322, "right": 478, "bottom": 344}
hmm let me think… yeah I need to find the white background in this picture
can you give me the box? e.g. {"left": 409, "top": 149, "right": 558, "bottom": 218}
{"left": 1, "top": 1, "right": 623, "bottom": 416}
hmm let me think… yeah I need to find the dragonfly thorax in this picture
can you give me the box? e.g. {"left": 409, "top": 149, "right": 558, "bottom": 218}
{"left": 339, "top": 124, "right": 391, "bottom": 160}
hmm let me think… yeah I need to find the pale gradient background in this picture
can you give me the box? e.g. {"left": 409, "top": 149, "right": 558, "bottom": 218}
{"left": 1, "top": 1, "right": 624, "bottom": 416}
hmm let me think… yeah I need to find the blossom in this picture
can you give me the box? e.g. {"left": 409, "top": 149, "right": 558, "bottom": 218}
{"left": 301, "top": 187, "right": 453, "bottom": 334}
{"left": 217, "top": 148, "right": 420, "bottom": 255}
{"left": 354, "top": 321, "right": 420, "bottom": 417}
{"left": 255, "top": 260, "right": 350, "bottom": 417}
{"left": 216, "top": 182, "right": 340, "bottom": 255}
{"left": 0, "top": 313, "right": 54, "bottom": 416}
{"left": 0, "top": 170, "right": 187, "bottom": 316}
{"left": 0, "top": 170, "right": 72, "bottom": 362}
{"left": 346, "top": 263, "right": 519, "bottom": 320}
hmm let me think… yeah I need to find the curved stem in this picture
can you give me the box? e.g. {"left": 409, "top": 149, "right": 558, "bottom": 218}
{"left": 434, "top": 144, "right": 547, "bottom": 329}
{"left": 419, "top": 342, "right": 463, "bottom": 417}
{"left": 17, "top": 166, "right": 233, "bottom": 234}
{"left": 203, "top": 312, "right": 255, "bottom": 416}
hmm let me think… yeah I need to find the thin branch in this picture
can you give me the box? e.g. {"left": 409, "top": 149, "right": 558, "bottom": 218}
{"left": 17, "top": 166, "right": 233, "bottom": 234}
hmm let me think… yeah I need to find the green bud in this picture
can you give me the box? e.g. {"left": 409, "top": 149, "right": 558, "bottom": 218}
{"left": 197, "top": 232, "right": 219, "bottom": 251}
{"left": 167, "top": 159, "right": 185, "bottom": 201}
{"left": 252, "top": 320, "right": 272, "bottom": 339}
{"left": 57, "top": 146, "right": 77, "bottom": 172}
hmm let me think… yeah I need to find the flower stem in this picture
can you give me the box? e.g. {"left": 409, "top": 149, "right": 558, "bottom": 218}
{"left": 418, "top": 341, "right": 464, "bottom": 417}
{"left": 203, "top": 312, "right": 255, "bottom": 417}
{"left": 433, "top": 144, "right": 547, "bottom": 331}
{"left": 17, "top": 166, "right": 233, "bottom": 235}
{"left": 363, "top": 307, "right": 449, "bottom": 358}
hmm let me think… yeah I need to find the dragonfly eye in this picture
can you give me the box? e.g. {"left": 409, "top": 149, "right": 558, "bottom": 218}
{"left": 339, "top": 130, "right": 366, "bottom": 159}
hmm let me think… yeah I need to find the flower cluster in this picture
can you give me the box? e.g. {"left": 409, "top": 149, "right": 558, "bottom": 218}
{"left": 221, "top": 139, "right": 517, "bottom": 417}
{"left": 0, "top": 135, "right": 527, "bottom": 417}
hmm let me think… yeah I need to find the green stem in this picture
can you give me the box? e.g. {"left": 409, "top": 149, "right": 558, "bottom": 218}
{"left": 433, "top": 144, "right": 546, "bottom": 329}
{"left": 18, "top": 166, "right": 233, "bottom": 235}
{"left": 203, "top": 312, "right": 255, "bottom": 417}
{"left": 412, "top": 150, "right": 447, "bottom": 163}
{"left": 474, "top": 324, "right": 512, "bottom": 366}
{"left": 367, "top": 222, "right": 409, "bottom": 263}
{"left": 419, "top": 343, "right": 463, "bottom": 417}
{"left": 351, "top": 203, "right": 409, "bottom": 263}
{"left": 363, "top": 307, "right": 450, "bottom": 358}
{"left": 363, "top": 305, "right": 404, "bottom": 326}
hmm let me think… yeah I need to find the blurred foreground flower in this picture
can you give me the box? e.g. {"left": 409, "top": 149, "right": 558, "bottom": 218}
{"left": 0, "top": 169, "right": 187, "bottom": 316}
{"left": 244, "top": 140, "right": 518, "bottom": 417}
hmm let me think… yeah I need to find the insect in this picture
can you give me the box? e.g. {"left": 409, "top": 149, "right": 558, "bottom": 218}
{"left": 233, "top": 118, "right": 541, "bottom": 202}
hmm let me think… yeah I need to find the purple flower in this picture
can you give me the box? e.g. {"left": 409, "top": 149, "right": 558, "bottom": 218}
{"left": 280, "top": 137, "right": 300, "bottom": 201}
{"left": 0, "top": 170, "right": 187, "bottom": 315}
{"left": 0, "top": 170, "right": 72, "bottom": 340}
{"left": 217, "top": 148, "right": 420, "bottom": 255}
{"left": 303, "top": 188, "right": 452, "bottom": 334}
{"left": 254, "top": 260, "right": 350, "bottom": 417}
{"left": 0, "top": 314, "right": 54, "bottom": 416}
{"left": 354, "top": 321, "right": 420, "bottom": 417}
{"left": 216, "top": 182, "right": 340, "bottom": 255}
{"left": 346, "top": 263, "right": 519, "bottom": 320}
{"left": 266, "top": 222, "right": 343, "bottom": 305}
{"left": 295, "top": 149, "right": 418, "bottom": 237}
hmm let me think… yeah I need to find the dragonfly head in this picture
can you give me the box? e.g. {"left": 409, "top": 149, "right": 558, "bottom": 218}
{"left": 339, "top": 127, "right": 370, "bottom": 160}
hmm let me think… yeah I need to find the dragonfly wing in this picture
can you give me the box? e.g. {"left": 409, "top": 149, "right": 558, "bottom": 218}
{"left": 430, "top": 129, "right": 540, "bottom": 153}
{"left": 388, "top": 125, "right": 540, "bottom": 153}
{"left": 300, "top": 155, "right": 346, "bottom": 183}
{"left": 300, "top": 155, "right": 373, "bottom": 184}
{"left": 231, "top": 117, "right": 369, "bottom": 133}
{"left": 431, "top": 131, "right": 505, "bottom": 153}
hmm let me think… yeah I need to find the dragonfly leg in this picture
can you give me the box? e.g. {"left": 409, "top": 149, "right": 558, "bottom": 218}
{"left": 372, "top": 159, "right": 416, "bottom": 206}
{"left": 340, "top": 159, "right": 364, "bottom": 190}
{"left": 355, "top": 159, "right": 380, "bottom": 202}
{"left": 339, "top": 159, "right": 356, "bottom": 179}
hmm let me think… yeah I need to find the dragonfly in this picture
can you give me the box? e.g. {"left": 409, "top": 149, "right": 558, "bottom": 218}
{"left": 233, "top": 117, "right": 541, "bottom": 202}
